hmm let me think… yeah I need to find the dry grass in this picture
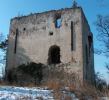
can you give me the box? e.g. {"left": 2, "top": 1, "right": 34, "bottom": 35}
{"left": 0, "top": 80, "right": 38, "bottom": 88}
{"left": 101, "top": 88, "right": 109, "bottom": 97}
{"left": 54, "top": 91, "right": 63, "bottom": 100}
{"left": 23, "top": 83, "right": 36, "bottom": 87}
{"left": 76, "top": 83, "right": 99, "bottom": 100}
{"left": 0, "top": 80, "right": 7, "bottom": 86}
{"left": 1, "top": 64, "right": 109, "bottom": 100}
{"left": 68, "top": 83, "right": 76, "bottom": 92}
{"left": 1, "top": 77, "right": 109, "bottom": 100}
{"left": 43, "top": 68, "right": 108, "bottom": 100}
{"left": 45, "top": 80, "right": 62, "bottom": 90}
{"left": 64, "top": 96, "right": 72, "bottom": 100}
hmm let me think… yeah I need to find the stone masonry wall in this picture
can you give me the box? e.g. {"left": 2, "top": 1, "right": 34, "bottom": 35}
{"left": 81, "top": 10, "right": 95, "bottom": 84}
{"left": 6, "top": 7, "right": 95, "bottom": 84}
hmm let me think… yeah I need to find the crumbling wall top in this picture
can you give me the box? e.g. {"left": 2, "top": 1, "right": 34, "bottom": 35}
{"left": 11, "top": 7, "right": 82, "bottom": 22}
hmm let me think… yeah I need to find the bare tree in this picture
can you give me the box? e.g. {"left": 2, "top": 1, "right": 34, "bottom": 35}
{"left": 95, "top": 15, "right": 109, "bottom": 57}
{"left": 95, "top": 15, "right": 109, "bottom": 76}
{"left": 0, "top": 33, "right": 7, "bottom": 51}
{"left": 0, "top": 33, "right": 8, "bottom": 77}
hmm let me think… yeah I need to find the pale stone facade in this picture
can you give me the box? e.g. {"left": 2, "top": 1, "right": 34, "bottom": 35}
{"left": 6, "top": 7, "right": 95, "bottom": 84}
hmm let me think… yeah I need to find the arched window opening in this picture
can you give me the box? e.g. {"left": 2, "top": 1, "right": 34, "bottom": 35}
{"left": 48, "top": 45, "right": 61, "bottom": 64}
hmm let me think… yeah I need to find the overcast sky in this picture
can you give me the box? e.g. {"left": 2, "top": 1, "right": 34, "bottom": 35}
{"left": 0, "top": 0, "right": 109, "bottom": 81}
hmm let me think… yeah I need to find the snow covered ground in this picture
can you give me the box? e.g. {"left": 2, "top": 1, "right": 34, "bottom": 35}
{"left": 0, "top": 86, "right": 54, "bottom": 100}
{"left": 0, "top": 86, "right": 107, "bottom": 100}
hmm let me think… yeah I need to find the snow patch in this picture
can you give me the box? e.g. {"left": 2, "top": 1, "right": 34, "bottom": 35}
{"left": 0, "top": 86, "right": 54, "bottom": 100}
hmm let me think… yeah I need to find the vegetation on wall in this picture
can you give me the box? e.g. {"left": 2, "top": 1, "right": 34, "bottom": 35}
{"left": 6, "top": 62, "right": 44, "bottom": 85}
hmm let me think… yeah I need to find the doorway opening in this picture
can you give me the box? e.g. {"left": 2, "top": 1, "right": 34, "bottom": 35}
{"left": 48, "top": 45, "right": 61, "bottom": 64}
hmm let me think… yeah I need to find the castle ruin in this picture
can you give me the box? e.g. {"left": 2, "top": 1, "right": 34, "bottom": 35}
{"left": 6, "top": 6, "right": 95, "bottom": 84}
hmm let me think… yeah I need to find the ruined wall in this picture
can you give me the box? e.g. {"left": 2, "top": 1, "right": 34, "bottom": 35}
{"left": 81, "top": 10, "right": 95, "bottom": 84}
{"left": 6, "top": 8, "right": 83, "bottom": 70}
{"left": 6, "top": 7, "right": 95, "bottom": 83}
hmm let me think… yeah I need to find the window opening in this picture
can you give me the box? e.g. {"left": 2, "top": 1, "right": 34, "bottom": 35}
{"left": 14, "top": 29, "right": 18, "bottom": 53}
{"left": 49, "top": 32, "right": 53, "bottom": 36}
{"left": 88, "top": 35, "right": 92, "bottom": 55}
{"left": 71, "top": 21, "right": 74, "bottom": 50}
{"left": 55, "top": 15, "right": 62, "bottom": 28}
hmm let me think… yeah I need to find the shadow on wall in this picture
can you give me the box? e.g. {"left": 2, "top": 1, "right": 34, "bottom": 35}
{"left": 6, "top": 62, "right": 44, "bottom": 85}
{"left": 6, "top": 41, "right": 35, "bottom": 83}
{"left": 15, "top": 45, "right": 32, "bottom": 66}
{"left": 6, "top": 44, "right": 45, "bottom": 85}
{"left": 6, "top": 35, "right": 33, "bottom": 71}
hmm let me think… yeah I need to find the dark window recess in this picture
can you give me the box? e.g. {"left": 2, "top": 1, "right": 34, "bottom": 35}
{"left": 88, "top": 35, "right": 92, "bottom": 49}
{"left": 14, "top": 29, "right": 18, "bottom": 53}
{"left": 71, "top": 21, "right": 75, "bottom": 51}
{"left": 23, "top": 28, "right": 26, "bottom": 31}
{"left": 86, "top": 45, "right": 88, "bottom": 64}
{"left": 48, "top": 45, "right": 61, "bottom": 64}
{"left": 49, "top": 32, "right": 53, "bottom": 36}
{"left": 88, "top": 35, "right": 93, "bottom": 55}
{"left": 55, "top": 16, "right": 62, "bottom": 28}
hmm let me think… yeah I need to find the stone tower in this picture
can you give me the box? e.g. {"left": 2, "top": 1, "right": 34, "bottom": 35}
{"left": 6, "top": 6, "right": 95, "bottom": 84}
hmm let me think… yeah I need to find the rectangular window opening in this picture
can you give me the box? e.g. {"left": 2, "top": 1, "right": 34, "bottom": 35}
{"left": 71, "top": 21, "right": 76, "bottom": 51}
{"left": 86, "top": 45, "right": 88, "bottom": 64}
{"left": 14, "top": 29, "right": 18, "bottom": 54}
{"left": 88, "top": 35, "right": 93, "bottom": 55}
{"left": 49, "top": 31, "right": 53, "bottom": 36}
{"left": 55, "top": 16, "right": 62, "bottom": 28}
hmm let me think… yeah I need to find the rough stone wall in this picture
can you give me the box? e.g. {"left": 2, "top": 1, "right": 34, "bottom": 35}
{"left": 6, "top": 7, "right": 95, "bottom": 84}
{"left": 81, "top": 10, "right": 95, "bottom": 84}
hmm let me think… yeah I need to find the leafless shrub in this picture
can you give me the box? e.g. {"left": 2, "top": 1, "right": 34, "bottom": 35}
{"left": 43, "top": 64, "right": 106, "bottom": 100}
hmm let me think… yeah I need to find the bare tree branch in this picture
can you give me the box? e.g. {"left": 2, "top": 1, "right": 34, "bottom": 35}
{"left": 95, "top": 15, "right": 109, "bottom": 57}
